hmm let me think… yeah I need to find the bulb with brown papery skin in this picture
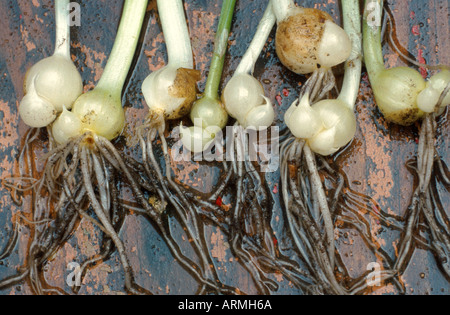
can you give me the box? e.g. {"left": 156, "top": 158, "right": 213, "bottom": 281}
{"left": 275, "top": 7, "right": 352, "bottom": 75}
{"left": 142, "top": 65, "right": 201, "bottom": 120}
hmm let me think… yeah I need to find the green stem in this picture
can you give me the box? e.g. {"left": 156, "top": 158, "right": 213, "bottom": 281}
{"left": 338, "top": 0, "right": 363, "bottom": 110}
{"left": 204, "top": 0, "right": 237, "bottom": 100}
{"left": 363, "top": 0, "right": 386, "bottom": 81}
{"left": 54, "top": 0, "right": 71, "bottom": 57}
{"left": 96, "top": 0, "right": 148, "bottom": 96}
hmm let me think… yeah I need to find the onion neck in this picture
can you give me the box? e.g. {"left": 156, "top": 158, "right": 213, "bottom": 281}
{"left": 204, "top": 0, "right": 236, "bottom": 100}
{"left": 157, "top": 0, "right": 194, "bottom": 69}
{"left": 54, "top": 0, "right": 71, "bottom": 58}
{"left": 338, "top": 0, "right": 363, "bottom": 110}
{"left": 235, "top": 3, "right": 276, "bottom": 75}
{"left": 95, "top": 0, "right": 148, "bottom": 98}
{"left": 271, "top": 0, "right": 295, "bottom": 22}
{"left": 363, "top": 0, "right": 386, "bottom": 83}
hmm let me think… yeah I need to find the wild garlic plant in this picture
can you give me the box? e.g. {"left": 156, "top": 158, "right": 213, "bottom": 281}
{"left": 2, "top": 0, "right": 152, "bottom": 295}
{"left": 363, "top": 0, "right": 450, "bottom": 280}
{"left": 185, "top": 2, "right": 309, "bottom": 295}
{"left": 278, "top": 0, "right": 397, "bottom": 295}
{"left": 179, "top": 0, "right": 236, "bottom": 153}
{"left": 19, "top": 0, "right": 83, "bottom": 129}
{"left": 137, "top": 0, "right": 239, "bottom": 295}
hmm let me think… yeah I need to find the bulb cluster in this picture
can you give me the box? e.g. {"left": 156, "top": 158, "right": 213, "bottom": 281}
{"left": 372, "top": 68, "right": 450, "bottom": 126}
{"left": 285, "top": 94, "right": 356, "bottom": 156}
{"left": 222, "top": 74, "right": 274, "bottom": 130}
{"left": 19, "top": 54, "right": 83, "bottom": 128}
{"left": 52, "top": 89, "right": 126, "bottom": 144}
{"left": 180, "top": 97, "right": 228, "bottom": 153}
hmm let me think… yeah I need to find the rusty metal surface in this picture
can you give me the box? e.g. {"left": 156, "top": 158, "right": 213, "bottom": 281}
{"left": 0, "top": 0, "right": 449, "bottom": 295}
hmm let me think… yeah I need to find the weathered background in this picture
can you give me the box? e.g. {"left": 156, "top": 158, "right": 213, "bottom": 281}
{"left": 0, "top": 0, "right": 449, "bottom": 295}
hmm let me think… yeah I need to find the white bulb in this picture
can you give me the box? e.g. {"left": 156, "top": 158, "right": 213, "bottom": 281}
{"left": 285, "top": 95, "right": 322, "bottom": 139}
{"left": 417, "top": 70, "right": 450, "bottom": 113}
{"left": 223, "top": 74, "right": 265, "bottom": 122}
{"left": 317, "top": 20, "right": 352, "bottom": 70}
{"left": 143, "top": 66, "right": 183, "bottom": 114}
{"left": 417, "top": 87, "right": 441, "bottom": 113}
{"left": 180, "top": 125, "right": 216, "bottom": 153}
{"left": 312, "top": 99, "right": 356, "bottom": 148}
{"left": 308, "top": 127, "right": 339, "bottom": 156}
{"left": 242, "top": 96, "right": 275, "bottom": 130}
{"left": 308, "top": 99, "right": 357, "bottom": 156}
{"left": 373, "top": 67, "right": 426, "bottom": 126}
{"left": 52, "top": 107, "right": 83, "bottom": 144}
{"left": 25, "top": 54, "right": 83, "bottom": 112}
{"left": 19, "top": 54, "right": 83, "bottom": 128}
{"left": 71, "top": 89, "right": 125, "bottom": 141}
{"left": 19, "top": 79, "right": 56, "bottom": 128}
{"left": 142, "top": 65, "right": 199, "bottom": 120}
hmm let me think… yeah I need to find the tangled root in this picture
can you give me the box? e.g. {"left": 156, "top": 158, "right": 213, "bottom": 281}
{"left": 135, "top": 113, "right": 239, "bottom": 295}
{"left": 395, "top": 114, "right": 450, "bottom": 279}
{"left": 280, "top": 137, "right": 401, "bottom": 295}
{"left": 171, "top": 124, "right": 312, "bottom": 294}
{"left": 2, "top": 132, "right": 154, "bottom": 294}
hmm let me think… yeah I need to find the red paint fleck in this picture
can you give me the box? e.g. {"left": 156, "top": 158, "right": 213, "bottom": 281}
{"left": 410, "top": 11, "right": 416, "bottom": 19}
{"left": 272, "top": 236, "right": 278, "bottom": 247}
{"left": 282, "top": 88, "right": 290, "bottom": 97}
{"left": 417, "top": 49, "right": 428, "bottom": 78}
{"left": 415, "top": 137, "right": 420, "bottom": 144}
{"left": 412, "top": 25, "right": 420, "bottom": 36}
{"left": 215, "top": 196, "right": 223, "bottom": 207}
{"left": 272, "top": 184, "right": 278, "bottom": 194}
{"left": 275, "top": 95, "right": 282, "bottom": 106}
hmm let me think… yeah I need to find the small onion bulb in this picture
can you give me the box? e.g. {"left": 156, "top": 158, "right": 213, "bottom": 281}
{"left": 372, "top": 67, "right": 426, "bottom": 126}
{"left": 183, "top": 97, "right": 229, "bottom": 153}
{"left": 222, "top": 74, "right": 275, "bottom": 130}
{"left": 285, "top": 95, "right": 322, "bottom": 139}
{"left": 64, "top": 89, "right": 126, "bottom": 142}
{"left": 242, "top": 96, "right": 274, "bottom": 130}
{"left": 19, "top": 78, "right": 56, "bottom": 128}
{"left": 275, "top": 7, "right": 352, "bottom": 75}
{"left": 417, "top": 70, "right": 450, "bottom": 114}
{"left": 142, "top": 65, "right": 200, "bottom": 120}
{"left": 285, "top": 95, "right": 356, "bottom": 156}
{"left": 20, "top": 55, "right": 83, "bottom": 128}
{"left": 190, "top": 97, "right": 229, "bottom": 131}
{"left": 52, "top": 89, "right": 126, "bottom": 144}
{"left": 52, "top": 106, "right": 83, "bottom": 144}
{"left": 180, "top": 124, "right": 221, "bottom": 153}
{"left": 308, "top": 99, "right": 357, "bottom": 156}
